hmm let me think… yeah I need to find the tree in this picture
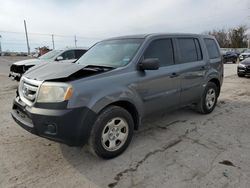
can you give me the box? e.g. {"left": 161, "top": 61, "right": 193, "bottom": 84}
{"left": 205, "top": 25, "right": 249, "bottom": 48}
{"left": 228, "top": 25, "right": 248, "bottom": 48}
{"left": 207, "top": 29, "right": 230, "bottom": 48}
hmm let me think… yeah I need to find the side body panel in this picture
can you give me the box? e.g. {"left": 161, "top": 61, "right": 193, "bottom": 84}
{"left": 202, "top": 36, "right": 224, "bottom": 89}
{"left": 175, "top": 36, "right": 208, "bottom": 105}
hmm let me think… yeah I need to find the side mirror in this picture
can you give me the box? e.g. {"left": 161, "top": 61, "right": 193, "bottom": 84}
{"left": 138, "top": 58, "right": 160, "bottom": 70}
{"left": 56, "top": 56, "right": 63, "bottom": 61}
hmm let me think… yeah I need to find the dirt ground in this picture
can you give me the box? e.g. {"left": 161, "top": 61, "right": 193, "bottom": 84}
{"left": 0, "top": 57, "right": 250, "bottom": 188}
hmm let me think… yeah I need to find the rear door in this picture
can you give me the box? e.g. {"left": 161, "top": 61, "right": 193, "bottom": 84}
{"left": 176, "top": 37, "right": 207, "bottom": 105}
{"left": 136, "top": 38, "right": 181, "bottom": 115}
{"left": 204, "top": 38, "right": 223, "bottom": 83}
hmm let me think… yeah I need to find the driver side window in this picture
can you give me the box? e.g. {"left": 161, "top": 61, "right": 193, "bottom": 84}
{"left": 144, "top": 39, "right": 174, "bottom": 67}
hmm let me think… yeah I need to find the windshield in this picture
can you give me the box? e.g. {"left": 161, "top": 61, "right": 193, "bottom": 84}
{"left": 76, "top": 39, "right": 143, "bottom": 68}
{"left": 39, "top": 50, "right": 63, "bottom": 60}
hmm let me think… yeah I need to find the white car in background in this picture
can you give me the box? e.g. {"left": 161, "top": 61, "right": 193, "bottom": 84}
{"left": 9, "top": 48, "right": 88, "bottom": 81}
{"left": 239, "top": 49, "right": 250, "bottom": 61}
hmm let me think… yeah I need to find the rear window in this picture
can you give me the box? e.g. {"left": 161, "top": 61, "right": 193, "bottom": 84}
{"left": 204, "top": 39, "right": 220, "bottom": 59}
{"left": 177, "top": 38, "right": 203, "bottom": 63}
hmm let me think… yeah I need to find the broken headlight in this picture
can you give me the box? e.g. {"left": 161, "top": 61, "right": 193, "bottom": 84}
{"left": 37, "top": 82, "right": 73, "bottom": 103}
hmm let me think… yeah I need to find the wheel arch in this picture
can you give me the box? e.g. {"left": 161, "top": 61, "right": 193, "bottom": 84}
{"left": 101, "top": 100, "right": 141, "bottom": 130}
{"left": 208, "top": 78, "right": 221, "bottom": 96}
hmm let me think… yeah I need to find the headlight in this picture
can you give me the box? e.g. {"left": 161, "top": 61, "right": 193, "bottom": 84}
{"left": 238, "top": 63, "right": 246, "bottom": 68}
{"left": 37, "top": 82, "right": 73, "bottom": 103}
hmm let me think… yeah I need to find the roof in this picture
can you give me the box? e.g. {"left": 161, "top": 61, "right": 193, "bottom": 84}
{"left": 104, "top": 33, "right": 213, "bottom": 41}
{"left": 57, "top": 47, "right": 89, "bottom": 51}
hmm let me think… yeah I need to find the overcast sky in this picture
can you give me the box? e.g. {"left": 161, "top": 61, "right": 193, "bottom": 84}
{"left": 0, "top": 0, "right": 249, "bottom": 52}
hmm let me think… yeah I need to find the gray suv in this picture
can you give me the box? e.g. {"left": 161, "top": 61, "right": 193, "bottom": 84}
{"left": 11, "top": 34, "right": 223, "bottom": 159}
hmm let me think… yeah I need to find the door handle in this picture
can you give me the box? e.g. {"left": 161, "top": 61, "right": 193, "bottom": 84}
{"left": 170, "top": 72, "right": 179, "bottom": 78}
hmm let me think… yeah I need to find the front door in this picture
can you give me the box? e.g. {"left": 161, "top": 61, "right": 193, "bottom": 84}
{"left": 135, "top": 38, "right": 181, "bottom": 115}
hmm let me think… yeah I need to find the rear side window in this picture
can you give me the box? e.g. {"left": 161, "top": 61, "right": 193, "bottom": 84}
{"left": 177, "top": 38, "right": 202, "bottom": 63}
{"left": 204, "top": 39, "right": 220, "bottom": 59}
{"left": 144, "top": 39, "right": 174, "bottom": 67}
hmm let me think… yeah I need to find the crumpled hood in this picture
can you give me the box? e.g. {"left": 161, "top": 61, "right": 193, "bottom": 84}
{"left": 24, "top": 62, "right": 87, "bottom": 81}
{"left": 13, "top": 58, "right": 44, "bottom": 66}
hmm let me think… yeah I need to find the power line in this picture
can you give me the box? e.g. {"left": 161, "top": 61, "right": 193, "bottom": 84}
{"left": 0, "top": 28, "right": 101, "bottom": 52}
{"left": 0, "top": 30, "right": 102, "bottom": 40}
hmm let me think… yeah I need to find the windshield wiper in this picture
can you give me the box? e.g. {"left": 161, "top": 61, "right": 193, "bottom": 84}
{"left": 85, "top": 65, "right": 115, "bottom": 70}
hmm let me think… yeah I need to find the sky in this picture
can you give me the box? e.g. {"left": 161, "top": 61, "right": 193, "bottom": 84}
{"left": 0, "top": 0, "right": 249, "bottom": 52}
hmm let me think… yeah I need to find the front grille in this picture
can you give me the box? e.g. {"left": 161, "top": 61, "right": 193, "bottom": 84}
{"left": 19, "top": 77, "right": 42, "bottom": 106}
{"left": 10, "top": 64, "right": 25, "bottom": 74}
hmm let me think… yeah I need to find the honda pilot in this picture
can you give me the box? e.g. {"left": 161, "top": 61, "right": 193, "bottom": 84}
{"left": 11, "top": 34, "right": 223, "bottom": 159}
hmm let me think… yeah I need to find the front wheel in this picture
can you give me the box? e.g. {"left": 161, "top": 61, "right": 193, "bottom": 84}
{"left": 88, "top": 106, "right": 134, "bottom": 159}
{"left": 197, "top": 82, "right": 219, "bottom": 114}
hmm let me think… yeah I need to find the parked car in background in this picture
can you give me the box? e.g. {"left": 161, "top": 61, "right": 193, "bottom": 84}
{"left": 237, "top": 57, "right": 250, "bottom": 77}
{"left": 9, "top": 48, "right": 88, "bottom": 81}
{"left": 232, "top": 49, "right": 241, "bottom": 57}
{"left": 11, "top": 33, "right": 223, "bottom": 159}
{"left": 239, "top": 49, "right": 250, "bottom": 61}
{"left": 221, "top": 50, "right": 237, "bottom": 63}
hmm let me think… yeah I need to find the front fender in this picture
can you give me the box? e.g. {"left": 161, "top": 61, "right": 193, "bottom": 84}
{"left": 88, "top": 87, "right": 144, "bottom": 117}
{"left": 68, "top": 82, "right": 144, "bottom": 117}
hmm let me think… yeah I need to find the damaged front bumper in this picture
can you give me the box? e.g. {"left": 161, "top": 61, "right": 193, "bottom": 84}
{"left": 11, "top": 96, "right": 97, "bottom": 146}
{"left": 9, "top": 72, "right": 22, "bottom": 81}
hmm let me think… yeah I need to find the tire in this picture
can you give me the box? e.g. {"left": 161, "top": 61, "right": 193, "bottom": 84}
{"left": 197, "top": 82, "right": 219, "bottom": 114}
{"left": 237, "top": 73, "right": 245, "bottom": 77}
{"left": 89, "top": 106, "right": 134, "bottom": 159}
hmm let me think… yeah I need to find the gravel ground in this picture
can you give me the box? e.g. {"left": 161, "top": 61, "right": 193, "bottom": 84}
{"left": 0, "top": 57, "right": 250, "bottom": 188}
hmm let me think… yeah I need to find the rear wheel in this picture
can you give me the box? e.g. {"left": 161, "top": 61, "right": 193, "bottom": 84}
{"left": 89, "top": 106, "right": 134, "bottom": 159}
{"left": 197, "top": 82, "right": 219, "bottom": 114}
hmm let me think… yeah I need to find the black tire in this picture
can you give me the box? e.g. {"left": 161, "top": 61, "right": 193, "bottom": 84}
{"left": 233, "top": 60, "right": 236, "bottom": 64}
{"left": 197, "top": 82, "right": 219, "bottom": 114}
{"left": 237, "top": 73, "right": 245, "bottom": 77}
{"left": 89, "top": 106, "right": 134, "bottom": 159}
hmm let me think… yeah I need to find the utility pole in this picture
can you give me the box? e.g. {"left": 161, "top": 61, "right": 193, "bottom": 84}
{"left": 24, "top": 20, "right": 30, "bottom": 55}
{"left": 74, "top": 35, "right": 77, "bottom": 47}
{"left": 52, "top": 34, "right": 55, "bottom": 49}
